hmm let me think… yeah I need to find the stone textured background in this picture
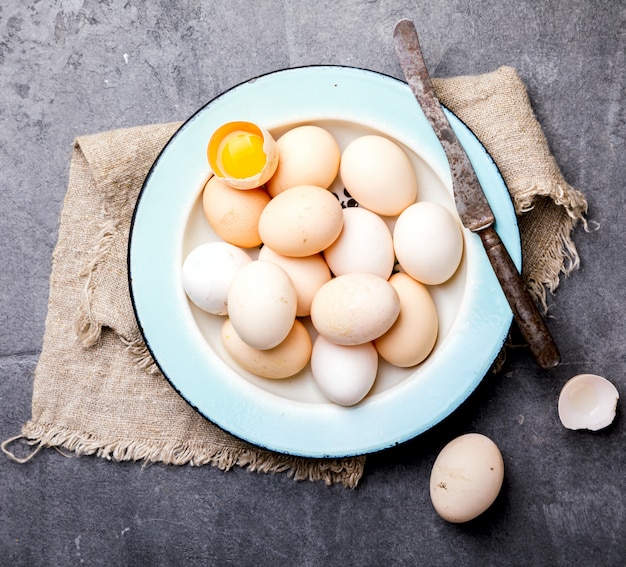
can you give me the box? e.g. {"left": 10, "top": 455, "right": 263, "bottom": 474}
{"left": 1, "top": 1, "right": 624, "bottom": 565}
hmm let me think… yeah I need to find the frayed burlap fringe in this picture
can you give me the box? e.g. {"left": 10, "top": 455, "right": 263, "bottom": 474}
{"left": 75, "top": 208, "right": 160, "bottom": 373}
{"left": 119, "top": 335, "right": 160, "bottom": 375}
{"left": 76, "top": 215, "right": 120, "bottom": 347}
{"left": 71, "top": 123, "right": 184, "bottom": 346}
{"left": 521, "top": 197, "right": 587, "bottom": 312}
{"left": 5, "top": 423, "right": 364, "bottom": 488}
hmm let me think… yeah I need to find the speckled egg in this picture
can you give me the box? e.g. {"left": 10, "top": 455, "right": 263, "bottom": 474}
{"left": 310, "top": 273, "right": 400, "bottom": 346}
{"left": 430, "top": 433, "right": 504, "bottom": 523}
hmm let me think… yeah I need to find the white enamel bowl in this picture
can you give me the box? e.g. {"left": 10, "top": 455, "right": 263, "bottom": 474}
{"left": 129, "top": 66, "right": 520, "bottom": 458}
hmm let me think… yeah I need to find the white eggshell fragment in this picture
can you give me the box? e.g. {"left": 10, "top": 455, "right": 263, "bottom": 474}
{"left": 558, "top": 373, "right": 619, "bottom": 431}
{"left": 227, "top": 260, "right": 297, "bottom": 350}
{"left": 221, "top": 318, "right": 312, "bottom": 379}
{"left": 258, "top": 246, "right": 331, "bottom": 317}
{"left": 310, "top": 273, "right": 400, "bottom": 346}
{"left": 374, "top": 272, "right": 439, "bottom": 367}
{"left": 182, "top": 242, "right": 252, "bottom": 315}
{"left": 393, "top": 201, "right": 464, "bottom": 285}
{"left": 430, "top": 433, "right": 505, "bottom": 523}
{"left": 311, "top": 335, "right": 378, "bottom": 406}
{"left": 323, "top": 206, "right": 395, "bottom": 279}
{"left": 339, "top": 135, "right": 418, "bottom": 216}
{"left": 266, "top": 125, "right": 341, "bottom": 197}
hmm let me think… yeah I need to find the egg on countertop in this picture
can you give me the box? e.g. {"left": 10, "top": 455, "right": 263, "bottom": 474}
{"left": 323, "top": 206, "right": 395, "bottom": 280}
{"left": 310, "top": 335, "right": 378, "bottom": 406}
{"left": 221, "top": 318, "right": 312, "bottom": 379}
{"left": 226, "top": 260, "right": 297, "bottom": 350}
{"left": 266, "top": 125, "right": 341, "bottom": 197}
{"left": 258, "top": 185, "right": 344, "bottom": 257}
{"left": 339, "top": 135, "right": 418, "bottom": 216}
{"left": 310, "top": 272, "right": 400, "bottom": 346}
{"left": 430, "top": 433, "right": 504, "bottom": 523}
{"left": 181, "top": 241, "right": 252, "bottom": 315}
{"left": 258, "top": 246, "right": 331, "bottom": 317}
{"left": 202, "top": 175, "right": 271, "bottom": 248}
{"left": 374, "top": 272, "right": 438, "bottom": 367}
{"left": 393, "top": 201, "right": 464, "bottom": 285}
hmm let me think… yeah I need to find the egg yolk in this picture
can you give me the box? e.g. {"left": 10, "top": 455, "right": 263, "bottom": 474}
{"left": 218, "top": 131, "right": 266, "bottom": 179}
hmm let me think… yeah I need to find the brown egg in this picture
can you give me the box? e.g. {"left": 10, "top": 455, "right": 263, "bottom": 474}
{"left": 202, "top": 175, "right": 271, "bottom": 248}
{"left": 221, "top": 318, "right": 312, "bottom": 379}
{"left": 374, "top": 272, "right": 438, "bottom": 367}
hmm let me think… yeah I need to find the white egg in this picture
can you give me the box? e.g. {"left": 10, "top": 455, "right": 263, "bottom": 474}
{"left": 393, "top": 201, "right": 464, "bottom": 285}
{"left": 558, "top": 373, "right": 619, "bottom": 431}
{"left": 323, "top": 206, "right": 395, "bottom": 279}
{"left": 310, "top": 335, "right": 378, "bottom": 406}
{"left": 182, "top": 242, "right": 252, "bottom": 315}
{"left": 227, "top": 260, "right": 297, "bottom": 350}
{"left": 340, "top": 135, "right": 418, "bottom": 216}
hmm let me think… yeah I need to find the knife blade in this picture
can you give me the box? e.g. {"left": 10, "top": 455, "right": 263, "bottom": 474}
{"left": 393, "top": 18, "right": 560, "bottom": 369}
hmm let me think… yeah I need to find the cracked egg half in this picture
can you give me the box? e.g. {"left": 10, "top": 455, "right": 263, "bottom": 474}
{"left": 207, "top": 121, "right": 279, "bottom": 190}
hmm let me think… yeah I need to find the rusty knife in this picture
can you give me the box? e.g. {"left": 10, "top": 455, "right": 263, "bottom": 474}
{"left": 393, "top": 18, "right": 560, "bottom": 369}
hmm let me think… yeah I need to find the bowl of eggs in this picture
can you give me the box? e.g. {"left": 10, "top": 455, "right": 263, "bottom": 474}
{"left": 129, "top": 66, "right": 520, "bottom": 458}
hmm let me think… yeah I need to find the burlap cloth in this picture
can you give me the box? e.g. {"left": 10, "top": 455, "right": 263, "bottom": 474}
{"left": 3, "top": 66, "right": 588, "bottom": 488}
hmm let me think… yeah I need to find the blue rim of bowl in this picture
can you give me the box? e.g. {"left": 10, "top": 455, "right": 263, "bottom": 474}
{"left": 128, "top": 65, "right": 520, "bottom": 458}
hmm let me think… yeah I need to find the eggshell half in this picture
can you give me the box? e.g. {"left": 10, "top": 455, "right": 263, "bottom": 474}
{"left": 558, "top": 373, "right": 619, "bottom": 431}
{"left": 207, "top": 121, "right": 279, "bottom": 190}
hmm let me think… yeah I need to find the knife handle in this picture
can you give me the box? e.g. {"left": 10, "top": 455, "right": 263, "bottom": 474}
{"left": 478, "top": 225, "right": 561, "bottom": 369}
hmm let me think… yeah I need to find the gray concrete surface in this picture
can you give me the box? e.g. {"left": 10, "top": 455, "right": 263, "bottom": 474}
{"left": 1, "top": 1, "right": 625, "bottom": 565}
